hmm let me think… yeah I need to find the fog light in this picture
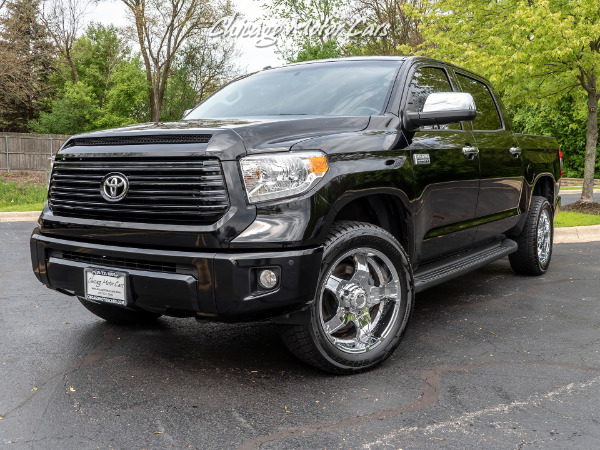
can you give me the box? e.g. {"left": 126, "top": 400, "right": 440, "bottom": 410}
{"left": 258, "top": 269, "right": 278, "bottom": 290}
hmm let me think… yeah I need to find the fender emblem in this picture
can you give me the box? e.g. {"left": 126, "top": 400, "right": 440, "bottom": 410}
{"left": 413, "top": 153, "right": 431, "bottom": 165}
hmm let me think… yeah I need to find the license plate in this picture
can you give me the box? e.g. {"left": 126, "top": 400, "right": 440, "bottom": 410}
{"left": 84, "top": 268, "right": 127, "bottom": 306}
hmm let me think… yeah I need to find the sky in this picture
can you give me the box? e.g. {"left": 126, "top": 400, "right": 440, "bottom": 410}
{"left": 88, "top": 0, "right": 283, "bottom": 73}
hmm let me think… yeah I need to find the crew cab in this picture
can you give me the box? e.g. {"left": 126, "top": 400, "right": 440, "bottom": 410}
{"left": 30, "top": 57, "right": 562, "bottom": 373}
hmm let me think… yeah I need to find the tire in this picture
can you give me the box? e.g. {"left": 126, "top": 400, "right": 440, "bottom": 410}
{"left": 509, "top": 196, "right": 554, "bottom": 275}
{"left": 279, "top": 221, "right": 414, "bottom": 374}
{"left": 78, "top": 297, "right": 162, "bottom": 325}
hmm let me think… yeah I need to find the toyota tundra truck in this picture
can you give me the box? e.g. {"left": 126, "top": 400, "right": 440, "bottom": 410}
{"left": 30, "top": 57, "right": 562, "bottom": 373}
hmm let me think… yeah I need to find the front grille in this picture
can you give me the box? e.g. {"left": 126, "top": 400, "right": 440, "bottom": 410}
{"left": 63, "top": 134, "right": 212, "bottom": 148}
{"left": 49, "top": 157, "right": 229, "bottom": 224}
{"left": 52, "top": 250, "right": 177, "bottom": 273}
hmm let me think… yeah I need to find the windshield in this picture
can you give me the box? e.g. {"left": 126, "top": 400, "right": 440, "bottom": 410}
{"left": 185, "top": 61, "right": 401, "bottom": 119}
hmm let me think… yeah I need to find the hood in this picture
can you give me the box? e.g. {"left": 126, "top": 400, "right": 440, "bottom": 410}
{"left": 58, "top": 116, "right": 371, "bottom": 160}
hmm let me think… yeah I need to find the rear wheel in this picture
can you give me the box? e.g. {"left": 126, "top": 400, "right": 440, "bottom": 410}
{"left": 509, "top": 196, "right": 554, "bottom": 275}
{"left": 279, "top": 221, "right": 414, "bottom": 374}
{"left": 78, "top": 297, "right": 162, "bottom": 325}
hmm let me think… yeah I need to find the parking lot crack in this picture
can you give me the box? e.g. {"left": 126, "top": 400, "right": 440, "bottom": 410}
{"left": 237, "top": 361, "right": 600, "bottom": 450}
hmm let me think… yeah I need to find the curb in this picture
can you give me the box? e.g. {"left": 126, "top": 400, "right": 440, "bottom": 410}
{"left": 554, "top": 225, "right": 600, "bottom": 244}
{"left": 560, "top": 189, "right": 600, "bottom": 194}
{"left": 1, "top": 211, "right": 599, "bottom": 243}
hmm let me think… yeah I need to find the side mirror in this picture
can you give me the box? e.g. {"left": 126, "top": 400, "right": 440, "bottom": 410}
{"left": 404, "top": 92, "right": 476, "bottom": 131}
{"left": 181, "top": 109, "right": 192, "bottom": 119}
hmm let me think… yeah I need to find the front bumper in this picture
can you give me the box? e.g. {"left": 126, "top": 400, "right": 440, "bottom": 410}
{"left": 30, "top": 229, "right": 323, "bottom": 321}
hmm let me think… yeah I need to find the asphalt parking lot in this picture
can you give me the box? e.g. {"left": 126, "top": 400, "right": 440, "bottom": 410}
{"left": 1, "top": 221, "right": 599, "bottom": 449}
{"left": 561, "top": 190, "right": 600, "bottom": 205}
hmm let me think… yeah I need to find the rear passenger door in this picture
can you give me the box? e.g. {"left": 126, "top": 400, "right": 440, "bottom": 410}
{"left": 403, "top": 65, "right": 479, "bottom": 263}
{"left": 454, "top": 72, "right": 524, "bottom": 240}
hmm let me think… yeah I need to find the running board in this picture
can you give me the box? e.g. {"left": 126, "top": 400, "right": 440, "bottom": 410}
{"left": 413, "top": 239, "right": 518, "bottom": 293}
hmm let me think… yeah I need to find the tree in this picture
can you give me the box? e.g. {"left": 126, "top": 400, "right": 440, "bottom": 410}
{"left": 159, "top": 65, "right": 197, "bottom": 121}
{"left": 30, "top": 24, "right": 150, "bottom": 134}
{"left": 290, "top": 39, "right": 342, "bottom": 63}
{"left": 120, "top": 0, "right": 235, "bottom": 122}
{"left": 347, "top": 0, "right": 427, "bottom": 56}
{"left": 263, "top": 0, "right": 343, "bottom": 38}
{"left": 424, "top": 0, "right": 600, "bottom": 202}
{"left": 262, "top": 0, "right": 426, "bottom": 62}
{"left": 160, "top": 33, "right": 240, "bottom": 120}
{"left": 31, "top": 81, "right": 101, "bottom": 134}
{"left": 510, "top": 96, "right": 597, "bottom": 178}
{"left": 0, "top": 0, "right": 54, "bottom": 132}
{"left": 71, "top": 23, "right": 128, "bottom": 106}
{"left": 261, "top": 0, "right": 344, "bottom": 62}
{"left": 40, "top": 0, "right": 93, "bottom": 83}
{"left": 175, "top": 33, "right": 240, "bottom": 101}
{"left": 103, "top": 56, "right": 149, "bottom": 124}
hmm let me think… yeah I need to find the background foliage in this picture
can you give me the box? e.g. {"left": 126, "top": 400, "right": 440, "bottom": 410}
{"left": 510, "top": 96, "right": 600, "bottom": 178}
{"left": 0, "top": 0, "right": 239, "bottom": 135}
{"left": 0, "top": 0, "right": 598, "bottom": 180}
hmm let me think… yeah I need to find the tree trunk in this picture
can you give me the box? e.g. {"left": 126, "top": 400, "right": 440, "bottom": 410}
{"left": 150, "top": 76, "right": 161, "bottom": 122}
{"left": 125, "top": 1, "right": 158, "bottom": 122}
{"left": 149, "top": 87, "right": 159, "bottom": 122}
{"left": 66, "top": 54, "right": 79, "bottom": 83}
{"left": 581, "top": 90, "right": 599, "bottom": 202}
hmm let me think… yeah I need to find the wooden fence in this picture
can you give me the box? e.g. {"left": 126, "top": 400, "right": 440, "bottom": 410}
{"left": 0, "top": 133, "right": 71, "bottom": 172}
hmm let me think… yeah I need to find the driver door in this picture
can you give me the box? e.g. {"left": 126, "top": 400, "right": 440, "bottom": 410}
{"left": 402, "top": 65, "right": 480, "bottom": 264}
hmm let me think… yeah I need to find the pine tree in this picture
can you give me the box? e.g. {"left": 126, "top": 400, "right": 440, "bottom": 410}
{"left": 0, "top": 0, "right": 55, "bottom": 132}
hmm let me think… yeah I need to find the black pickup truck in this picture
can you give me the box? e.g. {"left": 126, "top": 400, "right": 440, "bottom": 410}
{"left": 30, "top": 57, "right": 562, "bottom": 373}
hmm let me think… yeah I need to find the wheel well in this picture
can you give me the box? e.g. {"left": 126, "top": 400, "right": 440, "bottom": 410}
{"left": 333, "top": 195, "right": 410, "bottom": 252}
{"left": 533, "top": 176, "right": 555, "bottom": 207}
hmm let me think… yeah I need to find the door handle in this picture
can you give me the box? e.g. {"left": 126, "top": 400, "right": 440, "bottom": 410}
{"left": 509, "top": 146, "right": 522, "bottom": 158}
{"left": 462, "top": 146, "right": 479, "bottom": 160}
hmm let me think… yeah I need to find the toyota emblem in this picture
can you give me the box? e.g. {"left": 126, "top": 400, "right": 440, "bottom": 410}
{"left": 101, "top": 173, "right": 129, "bottom": 201}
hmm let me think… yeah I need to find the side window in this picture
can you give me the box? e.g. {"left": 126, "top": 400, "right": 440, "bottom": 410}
{"left": 456, "top": 74, "right": 502, "bottom": 131}
{"left": 408, "top": 66, "right": 460, "bottom": 130}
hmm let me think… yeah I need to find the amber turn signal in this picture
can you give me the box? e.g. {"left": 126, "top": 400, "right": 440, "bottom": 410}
{"left": 309, "top": 156, "right": 328, "bottom": 175}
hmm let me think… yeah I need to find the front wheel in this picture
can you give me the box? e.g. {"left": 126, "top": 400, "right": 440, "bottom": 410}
{"left": 509, "top": 196, "right": 554, "bottom": 275}
{"left": 279, "top": 221, "right": 414, "bottom": 374}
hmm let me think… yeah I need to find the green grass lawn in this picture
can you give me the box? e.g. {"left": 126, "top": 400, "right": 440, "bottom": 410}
{"left": 0, "top": 178, "right": 47, "bottom": 212}
{"left": 554, "top": 211, "right": 600, "bottom": 227}
{"left": 0, "top": 202, "right": 46, "bottom": 212}
{"left": 560, "top": 186, "right": 600, "bottom": 191}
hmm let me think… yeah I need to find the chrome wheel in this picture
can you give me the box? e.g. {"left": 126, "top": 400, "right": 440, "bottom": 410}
{"left": 318, "top": 247, "right": 401, "bottom": 354}
{"left": 537, "top": 209, "right": 551, "bottom": 266}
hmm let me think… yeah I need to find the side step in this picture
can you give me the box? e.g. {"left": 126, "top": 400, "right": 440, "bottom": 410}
{"left": 413, "top": 238, "right": 518, "bottom": 293}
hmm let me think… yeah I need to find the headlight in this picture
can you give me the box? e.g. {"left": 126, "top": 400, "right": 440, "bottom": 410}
{"left": 240, "top": 151, "right": 328, "bottom": 203}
